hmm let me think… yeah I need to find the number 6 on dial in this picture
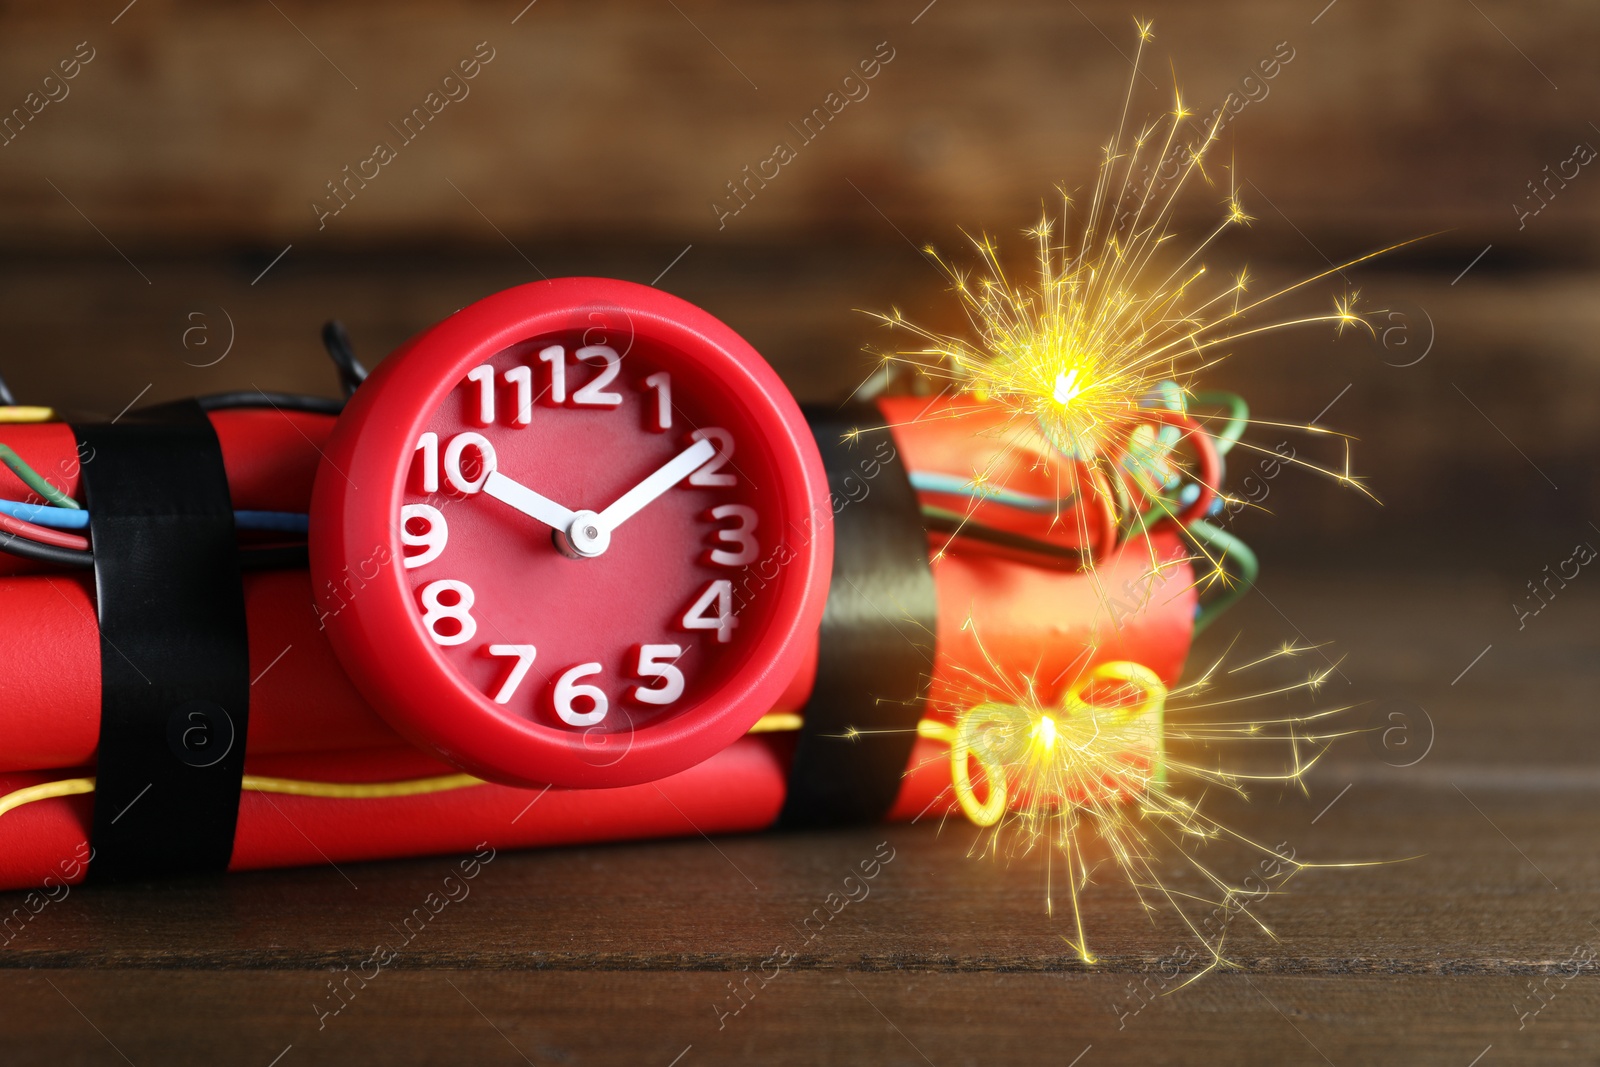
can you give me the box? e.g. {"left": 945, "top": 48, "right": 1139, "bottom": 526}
{"left": 552, "top": 662, "right": 608, "bottom": 726}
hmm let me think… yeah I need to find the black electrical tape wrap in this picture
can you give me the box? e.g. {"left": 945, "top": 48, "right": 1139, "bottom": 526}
{"left": 777, "top": 404, "right": 936, "bottom": 829}
{"left": 73, "top": 400, "right": 251, "bottom": 882}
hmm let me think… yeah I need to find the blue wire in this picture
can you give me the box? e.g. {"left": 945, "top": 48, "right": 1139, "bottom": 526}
{"left": 908, "top": 382, "right": 1237, "bottom": 524}
{"left": 909, "top": 385, "right": 1197, "bottom": 513}
{"left": 905, "top": 471, "right": 1074, "bottom": 513}
{"left": 0, "top": 498, "right": 309, "bottom": 534}
{"left": 0, "top": 499, "right": 88, "bottom": 528}
{"left": 235, "top": 510, "right": 311, "bottom": 534}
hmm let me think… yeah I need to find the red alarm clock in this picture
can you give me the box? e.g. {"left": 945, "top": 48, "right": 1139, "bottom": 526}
{"left": 309, "top": 278, "right": 832, "bottom": 788}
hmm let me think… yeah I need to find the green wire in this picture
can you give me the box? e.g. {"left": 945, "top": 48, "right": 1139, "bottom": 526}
{"left": 1131, "top": 493, "right": 1181, "bottom": 539}
{"left": 0, "top": 443, "right": 80, "bottom": 510}
{"left": 912, "top": 384, "right": 1259, "bottom": 632}
{"left": 1095, "top": 454, "right": 1136, "bottom": 531}
{"left": 1119, "top": 391, "right": 1247, "bottom": 535}
{"left": 1190, "top": 390, "right": 1249, "bottom": 456}
{"left": 1184, "top": 519, "right": 1259, "bottom": 634}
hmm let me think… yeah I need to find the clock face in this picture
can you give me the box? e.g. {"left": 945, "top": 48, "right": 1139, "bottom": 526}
{"left": 311, "top": 279, "right": 831, "bottom": 788}
{"left": 403, "top": 325, "right": 778, "bottom": 740}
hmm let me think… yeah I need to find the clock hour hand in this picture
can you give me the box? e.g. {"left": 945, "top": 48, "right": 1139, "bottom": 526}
{"left": 482, "top": 470, "right": 578, "bottom": 532}
{"left": 596, "top": 437, "right": 718, "bottom": 533}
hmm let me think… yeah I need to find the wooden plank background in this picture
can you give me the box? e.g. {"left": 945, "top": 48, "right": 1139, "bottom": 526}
{"left": 0, "top": 1, "right": 1595, "bottom": 1063}
{"left": 0, "top": 0, "right": 1591, "bottom": 553}
{"left": 0, "top": 0, "right": 1594, "bottom": 245}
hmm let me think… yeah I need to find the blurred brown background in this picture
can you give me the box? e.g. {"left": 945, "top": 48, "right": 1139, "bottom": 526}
{"left": 0, "top": 0, "right": 1594, "bottom": 563}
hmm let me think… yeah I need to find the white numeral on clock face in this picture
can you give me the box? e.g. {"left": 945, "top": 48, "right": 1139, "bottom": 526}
{"left": 414, "top": 432, "right": 439, "bottom": 493}
{"left": 443, "top": 432, "right": 497, "bottom": 494}
{"left": 682, "top": 580, "right": 738, "bottom": 643}
{"left": 416, "top": 432, "right": 497, "bottom": 494}
{"left": 401, "top": 503, "right": 448, "bottom": 568}
{"left": 634, "top": 644, "right": 685, "bottom": 705}
{"left": 420, "top": 579, "right": 477, "bottom": 646}
{"left": 538, "top": 344, "right": 626, "bottom": 408}
{"left": 707, "top": 504, "right": 758, "bottom": 566}
{"left": 531, "top": 343, "right": 624, "bottom": 412}
{"left": 552, "top": 662, "right": 608, "bottom": 726}
{"left": 687, "top": 428, "right": 735, "bottom": 487}
{"left": 572, "top": 346, "right": 624, "bottom": 407}
{"left": 486, "top": 644, "right": 538, "bottom": 704}
{"left": 538, "top": 344, "right": 567, "bottom": 405}
{"left": 643, "top": 371, "right": 672, "bottom": 432}
{"left": 466, "top": 364, "right": 495, "bottom": 426}
{"left": 504, "top": 365, "right": 532, "bottom": 426}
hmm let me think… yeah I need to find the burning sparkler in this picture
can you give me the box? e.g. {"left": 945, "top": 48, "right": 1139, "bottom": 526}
{"left": 916, "top": 632, "right": 1369, "bottom": 970}
{"left": 863, "top": 19, "right": 1405, "bottom": 590}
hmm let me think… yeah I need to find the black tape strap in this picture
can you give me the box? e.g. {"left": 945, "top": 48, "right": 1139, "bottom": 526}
{"left": 73, "top": 400, "right": 250, "bottom": 882}
{"left": 777, "top": 404, "right": 936, "bottom": 829}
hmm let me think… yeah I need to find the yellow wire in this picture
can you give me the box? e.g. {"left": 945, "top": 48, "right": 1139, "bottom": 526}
{"left": 0, "top": 715, "right": 962, "bottom": 826}
{"left": 949, "top": 704, "right": 1010, "bottom": 827}
{"left": 748, "top": 712, "right": 803, "bottom": 734}
{"left": 0, "top": 407, "right": 54, "bottom": 424}
{"left": 242, "top": 772, "right": 484, "bottom": 799}
{"left": 0, "top": 777, "right": 95, "bottom": 820}
{"left": 0, "top": 774, "right": 499, "bottom": 825}
{"left": 944, "top": 661, "right": 1169, "bottom": 827}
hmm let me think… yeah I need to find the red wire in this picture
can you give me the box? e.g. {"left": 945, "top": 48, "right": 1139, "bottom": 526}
{"left": 1075, "top": 460, "right": 1121, "bottom": 562}
{"left": 1127, "top": 408, "right": 1221, "bottom": 529}
{"left": 0, "top": 511, "right": 90, "bottom": 550}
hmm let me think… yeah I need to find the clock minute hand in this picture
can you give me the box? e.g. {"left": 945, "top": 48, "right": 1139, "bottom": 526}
{"left": 596, "top": 437, "right": 718, "bottom": 533}
{"left": 482, "top": 470, "right": 578, "bottom": 532}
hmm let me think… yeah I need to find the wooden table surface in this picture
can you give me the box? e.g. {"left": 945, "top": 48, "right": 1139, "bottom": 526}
{"left": 1, "top": 566, "right": 1595, "bottom": 1066}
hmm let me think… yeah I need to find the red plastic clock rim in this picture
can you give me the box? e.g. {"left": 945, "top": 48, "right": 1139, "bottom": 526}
{"left": 309, "top": 278, "right": 833, "bottom": 789}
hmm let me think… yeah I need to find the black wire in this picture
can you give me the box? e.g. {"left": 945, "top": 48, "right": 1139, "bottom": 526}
{"left": 321, "top": 320, "right": 368, "bottom": 399}
{"left": 194, "top": 319, "right": 364, "bottom": 414}
{"left": 196, "top": 391, "right": 344, "bottom": 416}
{"left": 0, "top": 531, "right": 94, "bottom": 568}
{"left": 8, "top": 321, "right": 343, "bottom": 567}
{"left": 921, "top": 506, "right": 1091, "bottom": 570}
{"left": 0, "top": 536, "right": 309, "bottom": 571}
{"left": 238, "top": 544, "right": 310, "bottom": 570}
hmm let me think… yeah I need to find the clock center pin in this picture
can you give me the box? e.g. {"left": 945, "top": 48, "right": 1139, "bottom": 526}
{"left": 556, "top": 508, "right": 609, "bottom": 559}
